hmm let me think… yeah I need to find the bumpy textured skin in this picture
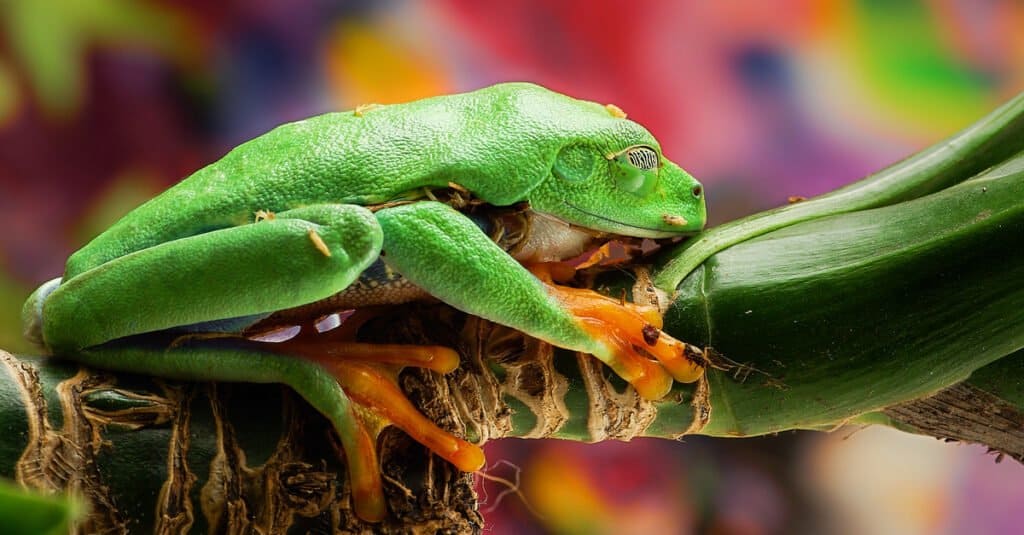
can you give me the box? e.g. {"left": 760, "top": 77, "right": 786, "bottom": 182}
{"left": 22, "top": 82, "right": 707, "bottom": 521}
{"left": 40, "top": 205, "right": 383, "bottom": 351}
{"left": 65, "top": 82, "right": 702, "bottom": 278}
{"left": 33, "top": 82, "right": 705, "bottom": 354}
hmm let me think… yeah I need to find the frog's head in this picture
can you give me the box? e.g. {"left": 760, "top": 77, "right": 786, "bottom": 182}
{"left": 526, "top": 110, "right": 706, "bottom": 239}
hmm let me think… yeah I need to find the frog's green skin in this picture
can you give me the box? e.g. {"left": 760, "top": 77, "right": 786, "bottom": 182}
{"left": 22, "top": 82, "right": 705, "bottom": 519}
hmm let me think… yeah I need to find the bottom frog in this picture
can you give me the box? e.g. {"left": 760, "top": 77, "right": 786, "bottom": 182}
{"left": 22, "top": 83, "right": 707, "bottom": 521}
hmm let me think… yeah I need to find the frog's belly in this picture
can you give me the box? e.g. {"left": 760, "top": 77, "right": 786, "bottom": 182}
{"left": 311, "top": 259, "right": 428, "bottom": 309}
{"left": 259, "top": 258, "right": 431, "bottom": 326}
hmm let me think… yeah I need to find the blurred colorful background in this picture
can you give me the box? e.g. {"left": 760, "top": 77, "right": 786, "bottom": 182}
{"left": 1, "top": 1, "right": 1023, "bottom": 533}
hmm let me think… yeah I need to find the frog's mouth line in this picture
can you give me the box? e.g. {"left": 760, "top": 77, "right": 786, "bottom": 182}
{"left": 507, "top": 208, "right": 682, "bottom": 267}
{"left": 560, "top": 200, "right": 681, "bottom": 236}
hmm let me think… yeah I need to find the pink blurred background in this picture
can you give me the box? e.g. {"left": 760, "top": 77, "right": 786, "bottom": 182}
{"left": 1, "top": 1, "right": 1022, "bottom": 533}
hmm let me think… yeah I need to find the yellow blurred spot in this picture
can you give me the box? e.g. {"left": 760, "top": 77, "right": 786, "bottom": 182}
{"left": 524, "top": 448, "right": 613, "bottom": 535}
{"left": 604, "top": 103, "right": 627, "bottom": 119}
{"left": 0, "top": 59, "right": 20, "bottom": 126}
{"left": 324, "top": 22, "right": 451, "bottom": 108}
{"left": 522, "top": 446, "right": 691, "bottom": 535}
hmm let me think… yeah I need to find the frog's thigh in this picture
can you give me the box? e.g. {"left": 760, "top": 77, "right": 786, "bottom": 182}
{"left": 43, "top": 204, "right": 383, "bottom": 351}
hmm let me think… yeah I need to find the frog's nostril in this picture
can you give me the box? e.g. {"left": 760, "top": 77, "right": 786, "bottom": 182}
{"left": 691, "top": 185, "right": 703, "bottom": 198}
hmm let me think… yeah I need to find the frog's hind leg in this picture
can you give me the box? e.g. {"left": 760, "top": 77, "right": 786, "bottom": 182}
{"left": 250, "top": 305, "right": 486, "bottom": 471}
{"left": 275, "top": 338, "right": 486, "bottom": 474}
{"left": 76, "top": 330, "right": 486, "bottom": 523}
{"left": 72, "top": 337, "right": 389, "bottom": 522}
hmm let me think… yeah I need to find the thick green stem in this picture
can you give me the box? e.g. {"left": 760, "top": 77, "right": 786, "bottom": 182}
{"left": 3, "top": 92, "right": 1023, "bottom": 531}
{"left": 661, "top": 156, "right": 1024, "bottom": 437}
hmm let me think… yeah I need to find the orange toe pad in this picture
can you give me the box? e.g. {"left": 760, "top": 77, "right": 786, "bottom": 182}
{"left": 535, "top": 270, "right": 706, "bottom": 399}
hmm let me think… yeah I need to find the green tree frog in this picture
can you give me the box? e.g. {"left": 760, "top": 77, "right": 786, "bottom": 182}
{"left": 22, "top": 82, "right": 707, "bottom": 521}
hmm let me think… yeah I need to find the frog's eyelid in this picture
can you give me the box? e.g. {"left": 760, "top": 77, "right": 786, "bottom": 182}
{"left": 626, "top": 147, "right": 658, "bottom": 170}
{"left": 605, "top": 145, "right": 661, "bottom": 170}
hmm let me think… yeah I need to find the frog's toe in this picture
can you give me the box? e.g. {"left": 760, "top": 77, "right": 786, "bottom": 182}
{"left": 544, "top": 280, "right": 706, "bottom": 398}
{"left": 273, "top": 337, "right": 484, "bottom": 520}
{"left": 325, "top": 360, "right": 485, "bottom": 472}
{"left": 580, "top": 318, "right": 675, "bottom": 400}
{"left": 335, "top": 410, "right": 387, "bottom": 522}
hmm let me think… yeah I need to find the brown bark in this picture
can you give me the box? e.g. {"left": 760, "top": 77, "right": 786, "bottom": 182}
{"left": 883, "top": 383, "right": 1024, "bottom": 464}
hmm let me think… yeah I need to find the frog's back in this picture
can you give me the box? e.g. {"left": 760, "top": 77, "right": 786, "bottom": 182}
{"left": 63, "top": 83, "right": 654, "bottom": 279}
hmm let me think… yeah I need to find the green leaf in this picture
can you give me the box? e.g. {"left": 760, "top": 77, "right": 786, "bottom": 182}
{"left": 655, "top": 91, "right": 1024, "bottom": 291}
{"left": 0, "top": 480, "right": 81, "bottom": 535}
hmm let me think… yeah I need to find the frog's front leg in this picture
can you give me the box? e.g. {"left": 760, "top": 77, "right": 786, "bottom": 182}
{"left": 528, "top": 264, "right": 707, "bottom": 385}
{"left": 29, "top": 203, "right": 482, "bottom": 522}
{"left": 376, "top": 201, "right": 705, "bottom": 400}
{"left": 36, "top": 204, "right": 384, "bottom": 352}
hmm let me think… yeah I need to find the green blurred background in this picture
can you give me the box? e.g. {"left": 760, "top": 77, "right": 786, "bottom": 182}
{"left": 1, "top": 1, "right": 1022, "bottom": 533}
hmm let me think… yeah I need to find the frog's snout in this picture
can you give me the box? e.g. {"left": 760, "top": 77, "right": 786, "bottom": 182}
{"left": 22, "top": 277, "right": 61, "bottom": 349}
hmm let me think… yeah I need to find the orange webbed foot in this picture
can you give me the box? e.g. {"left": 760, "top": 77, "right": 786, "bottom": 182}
{"left": 257, "top": 312, "right": 484, "bottom": 522}
{"left": 530, "top": 264, "right": 706, "bottom": 400}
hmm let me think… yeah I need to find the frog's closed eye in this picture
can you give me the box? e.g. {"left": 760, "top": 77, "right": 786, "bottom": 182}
{"left": 625, "top": 146, "right": 659, "bottom": 171}
{"left": 611, "top": 145, "right": 660, "bottom": 196}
